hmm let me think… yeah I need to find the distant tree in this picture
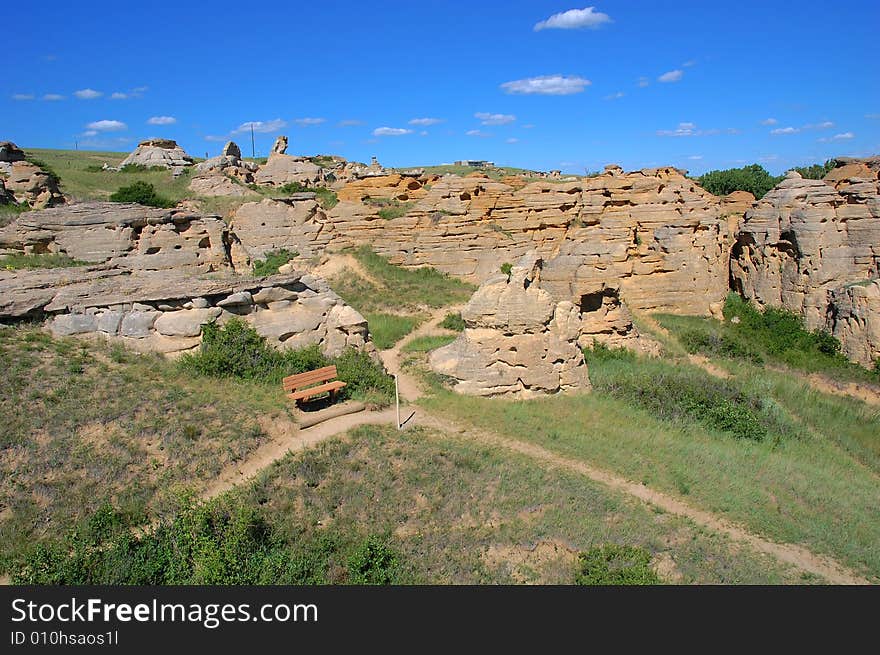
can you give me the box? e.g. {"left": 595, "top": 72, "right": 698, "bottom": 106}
{"left": 109, "top": 181, "right": 174, "bottom": 208}
{"left": 697, "top": 164, "right": 783, "bottom": 199}
{"left": 789, "top": 159, "right": 835, "bottom": 180}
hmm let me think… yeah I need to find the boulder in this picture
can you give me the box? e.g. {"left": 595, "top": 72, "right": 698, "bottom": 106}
{"left": 153, "top": 307, "right": 222, "bottom": 337}
{"left": 253, "top": 153, "right": 322, "bottom": 187}
{"left": 429, "top": 253, "right": 591, "bottom": 397}
{"left": 1, "top": 159, "right": 64, "bottom": 209}
{"left": 119, "top": 139, "right": 193, "bottom": 169}
{"left": 222, "top": 141, "right": 242, "bottom": 158}
{"left": 188, "top": 174, "right": 251, "bottom": 197}
{"left": 271, "top": 136, "right": 288, "bottom": 155}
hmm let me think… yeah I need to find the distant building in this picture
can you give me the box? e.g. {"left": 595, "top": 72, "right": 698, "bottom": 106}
{"left": 454, "top": 160, "right": 495, "bottom": 168}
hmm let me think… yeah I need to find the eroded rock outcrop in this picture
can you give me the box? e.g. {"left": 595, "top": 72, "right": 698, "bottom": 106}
{"left": 0, "top": 201, "right": 229, "bottom": 271}
{"left": 730, "top": 161, "right": 880, "bottom": 366}
{"left": 119, "top": 139, "right": 193, "bottom": 172}
{"left": 0, "top": 142, "right": 65, "bottom": 209}
{"left": 0, "top": 266, "right": 373, "bottom": 358}
{"left": 254, "top": 153, "right": 323, "bottom": 187}
{"left": 429, "top": 254, "right": 591, "bottom": 397}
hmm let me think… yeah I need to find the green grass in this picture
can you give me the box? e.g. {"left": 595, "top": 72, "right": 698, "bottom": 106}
{"left": 229, "top": 424, "right": 805, "bottom": 584}
{"left": 0, "top": 202, "right": 31, "bottom": 227}
{"left": 657, "top": 293, "right": 880, "bottom": 383}
{"left": 0, "top": 253, "right": 89, "bottom": 270}
{"left": 364, "top": 198, "right": 415, "bottom": 220}
{"left": 252, "top": 249, "right": 298, "bottom": 276}
{"left": 24, "top": 148, "right": 197, "bottom": 204}
{"left": 421, "top": 353, "right": 880, "bottom": 581}
{"left": 0, "top": 325, "right": 288, "bottom": 573}
{"left": 440, "top": 312, "right": 466, "bottom": 331}
{"left": 364, "top": 313, "right": 421, "bottom": 350}
{"left": 401, "top": 334, "right": 456, "bottom": 353}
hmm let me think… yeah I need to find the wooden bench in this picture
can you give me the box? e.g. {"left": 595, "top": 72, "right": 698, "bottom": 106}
{"left": 282, "top": 365, "right": 346, "bottom": 404}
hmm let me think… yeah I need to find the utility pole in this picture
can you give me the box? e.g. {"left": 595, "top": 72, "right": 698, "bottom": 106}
{"left": 250, "top": 124, "right": 255, "bottom": 159}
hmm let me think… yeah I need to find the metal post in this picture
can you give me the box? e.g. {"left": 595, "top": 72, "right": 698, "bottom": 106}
{"left": 251, "top": 124, "right": 256, "bottom": 159}
{"left": 395, "top": 375, "right": 401, "bottom": 430}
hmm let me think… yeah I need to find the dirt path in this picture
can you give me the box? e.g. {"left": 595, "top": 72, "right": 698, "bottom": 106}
{"left": 196, "top": 305, "right": 870, "bottom": 584}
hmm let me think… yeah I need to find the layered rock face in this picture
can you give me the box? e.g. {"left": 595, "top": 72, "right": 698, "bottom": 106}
{"left": 0, "top": 266, "right": 372, "bottom": 357}
{"left": 253, "top": 153, "right": 323, "bottom": 187}
{"left": 0, "top": 201, "right": 229, "bottom": 271}
{"left": 730, "top": 163, "right": 880, "bottom": 365}
{"left": 429, "top": 254, "right": 591, "bottom": 397}
{"left": 119, "top": 139, "right": 193, "bottom": 171}
{"left": 0, "top": 142, "right": 65, "bottom": 209}
{"left": 229, "top": 194, "right": 332, "bottom": 266}
{"left": 828, "top": 281, "right": 880, "bottom": 366}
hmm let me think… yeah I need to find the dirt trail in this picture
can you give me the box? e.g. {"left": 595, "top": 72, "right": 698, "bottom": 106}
{"left": 195, "top": 305, "right": 870, "bottom": 584}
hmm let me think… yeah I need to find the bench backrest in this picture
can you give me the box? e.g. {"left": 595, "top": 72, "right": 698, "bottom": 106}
{"left": 282, "top": 365, "right": 338, "bottom": 393}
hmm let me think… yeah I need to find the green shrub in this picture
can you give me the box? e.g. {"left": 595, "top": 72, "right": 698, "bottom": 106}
{"left": 365, "top": 198, "right": 414, "bottom": 220}
{"left": 698, "top": 164, "right": 782, "bottom": 199}
{"left": 582, "top": 340, "right": 637, "bottom": 364}
{"left": 439, "top": 312, "right": 466, "bottom": 331}
{"left": 314, "top": 187, "right": 338, "bottom": 210}
{"left": 178, "top": 318, "right": 393, "bottom": 403}
{"left": 575, "top": 544, "right": 661, "bottom": 585}
{"left": 252, "top": 249, "right": 298, "bottom": 277}
{"left": 678, "top": 329, "right": 763, "bottom": 364}
{"left": 11, "top": 499, "right": 396, "bottom": 585}
{"left": 500, "top": 262, "right": 512, "bottom": 277}
{"left": 593, "top": 358, "right": 794, "bottom": 442}
{"left": 109, "top": 181, "right": 175, "bottom": 208}
{"left": 278, "top": 181, "right": 308, "bottom": 194}
{"left": 790, "top": 160, "right": 834, "bottom": 180}
{"left": 346, "top": 535, "right": 401, "bottom": 585}
{"left": 0, "top": 252, "right": 89, "bottom": 270}
{"left": 401, "top": 334, "right": 456, "bottom": 353}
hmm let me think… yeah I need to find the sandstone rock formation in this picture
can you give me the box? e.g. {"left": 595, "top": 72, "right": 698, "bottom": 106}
{"left": 119, "top": 139, "right": 193, "bottom": 171}
{"left": 730, "top": 161, "right": 880, "bottom": 366}
{"left": 222, "top": 141, "right": 242, "bottom": 158}
{"left": 271, "top": 136, "right": 288, "bottom": 155}
{"left": 336, "top": 173, "right": 427, "bottom": 202}
{"left": 0, "top": 201, "right": 229, "bottom": 271}
{"left": 0, "top": 266, "right": 373, "bottom": 358}
{"left": 0, "top": 142, "right": 65, "bottom": 209}
{"left": 229, "top": 195, "right": 330, "bottom": 265}
{"left": 828, "top": 281, "right": 880, "bottom": 366}
{"left": 429, "top": 254, "right": 591, "bottom": 397}
{"left": 194, "top": 140, "right": 257, "bottom": 184}
{"left": 188, "top": 174, "right": 252, "bottom": 197}
{"left": 254, "top": 153, "right": 322, "bottom": 187}
{"left": 0, "top": 178, "right": 16, "bottom": 205}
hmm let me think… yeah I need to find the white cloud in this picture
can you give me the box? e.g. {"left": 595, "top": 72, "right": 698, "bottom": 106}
{"left": 233, "top": 119, "right": 287, "bottom": 134}
{"left": 82, "top": 130, "right": 98, "bottom": 137}
{"left": 501, "top": 74, "right": 590, "bottom": 96}
{"left": 338, "top": 119, "right": 363, "bottom": 127}
{"left": 372, "top": 127, "right": 413, "bottom": 136}
{"left": 419, "top": 130, "right": 429, "bottom": 136}
{"left": 534, "top": 7, "right": 612, "bottom": 31}
{"left": 688, "top": 155, "right": 703, "bottom": 160}
{"left": 637, "top": 77, "right": 650, "bottom": 88}
{"left": 866, "top": 113, "right": 880, "bottom": 120}
{"left": 466, "top": 129, "right": 491, "bottom": 138}
{"left": 42, "top": 94, "right": 64, "bottom": 101}
{"left": 294, "top": 117, "right": 326, "bottom": 126}
{"left": 475, "top": 112, "right": 516, "bottom": 126}
{"left": 204, "top": 135, "right": 228, "bottom": 142}
{"left": 506, "top": 137, "right": 519, "bottom": 144}
{"left": 12, "top": 93, "right": 34, "bottom": 101}
{"left": 658, "top": 70, "right": 683, "bottom": 83}
{"left": 682, "top": 60, "right": 697, "bottom": 67}
{"left": 761, "top": 118, "right": 778, "bottom": 126}
{"left": 820, "top": 132, "right": 855, "bottom": 142}
{"left": 409, "top": 117, "right": 444, "bottom": 126}
{"left": 803, "top": 120, "right": 834, "bottom": 130}
{"left": 603, "top": 91, "right": 625, "bottom": 101}
{"left": 522, "top": 124, "right": 536, "bottom": 129}
{"left": 74, "top": 88, "right": 102, "bottom": 99}
{"left": 657, "top": 122, "right": 699, "bottom": 137}
{"left": 132, "top": 86, "right": 149, "bottom": 94}
{"left": 86, "top": 119, "right": 127, "bottom": 131}
{"left": 147, "top": 116, "right": 177, "bottom": 125}
{"left": 771, "top": 127, "right": 800, "bottom": 135}
{"left": 111, "top": 92, "right": 129, "bottom": 100}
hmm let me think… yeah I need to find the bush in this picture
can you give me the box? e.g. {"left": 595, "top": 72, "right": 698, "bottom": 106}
{"left": 678, "top": 329, "right": 763, "bottom": 364}
{"left": 582, "top": 340, "right": 637, "bottom": 364}
{"left": 178, "top": 318, "right": 394, "bottom": 403}
{"left": 109, "top": 181, "right": 175, "bottom": 208}
{"left": 252, "top": 249, "right": 298, "bottom": 277}
{"left": 12, "top": 499, "right": 401, "bottom": 585}
{"left": 278, "top": 181, "right": 308, "bottom": 194}
{"left": 440, "top": 312, "right": 466, "bottom": 331}
{"left": 346, "top": 535, "right": 401, "bottom": 585}
{"left": 575, "top": 545, "right": 661, "bottom": 585}
{"left": 790, "top": 160, "right": 834, "bottom": 180}
{"left": 500, "top": 262, "right": 512, "bottom": 277}
{"left": 594, "top": 358, "right": 794, "bottom": 442}
{"left": 697, "top": 164, "right": 782, "bottom": 199}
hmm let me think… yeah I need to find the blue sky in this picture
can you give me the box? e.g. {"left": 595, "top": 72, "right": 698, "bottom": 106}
{"left": 3, "top": 1, "right": 879, "bottom": 174}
